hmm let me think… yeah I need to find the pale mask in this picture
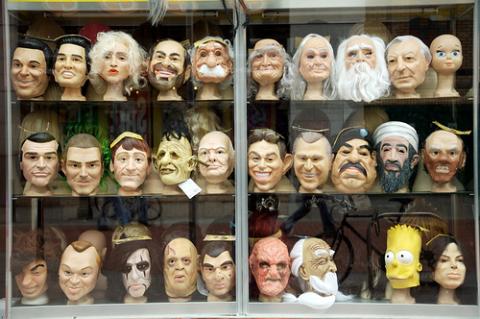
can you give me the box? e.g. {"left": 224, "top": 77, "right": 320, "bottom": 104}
{"left": 163, "top": 238, "right": 198, "bottom": 299}
{"left": 193, "top": 40, "right": 232, "bottom": 84}
{"left": 100, "top": 42, "right": 130, "bottom": 85}
{"left": 155, "top": 136, "right": 195, "bottom": 185}
{"left": 198, "top": 131, "right": 234, "bottom": 184}
{"left": 423, "top": 130, "right": 465, "bottom": 184}
{"left": 11, "top": 47, "right": 49, "bottom": 100}
{"left": 122, "top": 248, "right": 151, "bottom": 298}
{"left": 15, "top": 260, "right": 48, "bottom": 300}
{"left": 293, "top": 136, "right": 332, "bottom": 193}
{"left": 344, "top": 36, "right": 377, "bottom": 70}
{"left": 148, "top": 39, "right": 188, "bottom": 91}
{"left": 201, "top": 251, "right": 235, "bottom": 300}
{"left": 63, "top": 147, "right": 102, "bottom": 196}
{"left": 21, "top": 139, "right": 59, "bottom": 190}
{"left": 112, "top": 145, "right": 149, "bottom": 194}
{"left": 251, "top": 39, "right": 285, "bottom": 87}
{"left": 433, "top": 243, "right": 466, "bottom": 290}
{"left": 385, "top": 225, "right": 422, "bottom": 289}
{"left": 299, "top": 37, "right": 333, "bottom": 84}
{"left": 53, "top": 43, "right": 88, "bottom": 89}
{"left": 58, "top": 244, "right": 100, "bottom": 304}
{"left": 299, "top": 238, "right": 337, "bottom": 282}
{"left": 331, "top": 139, "right": 377, "bottom": 193}
{"left": 248, "top": 140, "right": 293, "bottom": 192}
{"left": 430, "top": 34, "right": 463, "bottom": 76}
{"left": 387, "top": 38, "right": 429, "bottom": 97}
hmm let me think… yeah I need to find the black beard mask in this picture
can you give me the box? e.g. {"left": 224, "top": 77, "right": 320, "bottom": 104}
{"left": 378, "top": 157, "right": 414, "bottom": 193}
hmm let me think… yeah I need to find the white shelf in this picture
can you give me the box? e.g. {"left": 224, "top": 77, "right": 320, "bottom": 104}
{"left": 243, "top": 0, "right": 474, "bottom": 11}
{"left": 7, "top": 0, "right": 234, "bottom": 12}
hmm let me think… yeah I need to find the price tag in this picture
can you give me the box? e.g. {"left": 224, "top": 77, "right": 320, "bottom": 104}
{"left": 178, "top": 179, "right": 202, "bottom": 199}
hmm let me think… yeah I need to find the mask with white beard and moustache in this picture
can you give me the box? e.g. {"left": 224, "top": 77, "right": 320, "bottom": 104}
{"left": 283, "top": 272, "right": 339, "bottom": 309}
{"left": 196, "top": 64, "right": 228, "bottom": 82}
{"left": 335, "top": 35, "right": 390, "bottom": 102}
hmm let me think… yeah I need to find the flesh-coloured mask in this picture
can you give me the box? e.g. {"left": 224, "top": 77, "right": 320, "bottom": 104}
{"left": 63, "top": 147, "right": 102, "bottom": 196}
{"left": 163, "top": 238, "right": 198, "bottom": 298}
{"left": 299, "top": 37, "right": 332, "bottom": 84}
{"left": 331, "top": 139, "right": 377, "bottom": 193}
{"left": 293, "top": 137, "right": 332, "bottom": 193}
{"left": 54, "top": 43, "right": 88, "bottom": 89}
{"left": 148, "top": 40, "right": 187, "bottom": 91}
{"left": 201, "top": 251, "right": 235, "bottom": 300}
{"left": 248, "top": 140, "right": 292, "bottom": 192}
{"left": 198, "top": 131, "right": 234, "bottom": 184}
{"left": 193, "top": 40, "right": 232, "bottom": 84}
{"left": 21, "top": 140, "right": 59, "bottom": 189}
{"left": 387, "top": 38, "right": 429, "bottom": 95}
{"left": 11, "top": 47, "right": 49, "bottom": 100}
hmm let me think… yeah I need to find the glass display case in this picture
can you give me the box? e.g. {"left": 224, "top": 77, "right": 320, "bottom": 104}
{"left": 2, "top": 0, "right": 479, "bottom": 318}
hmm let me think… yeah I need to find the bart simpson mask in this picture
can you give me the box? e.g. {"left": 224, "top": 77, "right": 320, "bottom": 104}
{"left": 385, "top": 224, "right": 422, "bottom": 289}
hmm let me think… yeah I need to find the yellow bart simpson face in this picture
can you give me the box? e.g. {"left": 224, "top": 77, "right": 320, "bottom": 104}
{"left": 385, "top": 224, "right": 422, "bottom": 289}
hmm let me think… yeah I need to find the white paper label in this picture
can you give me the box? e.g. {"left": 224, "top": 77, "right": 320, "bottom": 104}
{"left": 178, "top": 179, "right": 202, "bottom": 199}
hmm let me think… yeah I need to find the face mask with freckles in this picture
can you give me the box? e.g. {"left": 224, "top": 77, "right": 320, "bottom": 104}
{"left": 250, "top": 239, "right": 291, "bottom": 297}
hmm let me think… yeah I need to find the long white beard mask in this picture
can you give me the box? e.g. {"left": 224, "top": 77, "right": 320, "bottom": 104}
{"left": 283, "top": 272, "right": 339, "bottom": 309}
{"left": 337, "top": 62, "right": 389, "bottom": 102}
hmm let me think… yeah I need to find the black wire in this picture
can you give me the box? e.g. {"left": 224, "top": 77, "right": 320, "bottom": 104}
{"left": 221, "top": 0, "right": 239, "bottom": 40}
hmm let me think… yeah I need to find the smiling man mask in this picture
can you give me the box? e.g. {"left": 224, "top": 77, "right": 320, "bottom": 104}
{"left": 148, "top": 39, "right": 191, "bottom": 101}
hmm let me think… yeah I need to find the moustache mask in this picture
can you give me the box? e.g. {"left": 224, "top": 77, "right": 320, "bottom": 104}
{"left": 340, "top": 161, "right": 367, "bottom": 176}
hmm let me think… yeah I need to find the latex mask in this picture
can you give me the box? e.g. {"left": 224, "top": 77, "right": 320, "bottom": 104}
{"left": 293, "top": 135, "right": 332, "bottom": 193}
{"left": 15, "top": 259, "right": 48, "bottom": 302}
{"left": 249, "top": 237, "right": 291, "bottom": 302}
{"left": 163, "top": 238, "right": 198, "bottom": 300}
{"left": 122, "top": 248, "right": 152, "bottom": 301}
{"left": 385, "top": 225, "right": 422, "bottom": 289}
{"left": 155, "top": 136, "right": 195, "bottom": 186}
{"left": 197, "top": 131, "right": 234, "bottom": 186}
{"left": 287, "top": 238, "right": 338, "bottom": 309}
{"left": 373, "top": 121, "right": 419, "bottom": 193}
{"left": 423, "top": 130, "right": 465, "bottom": 189}
{"left": 387, "top": 37, "right": 430, "bottom": 98}
{"left": 148, "top": 39, "right": 189, "bottom": 100}
{"left": 11, "top": 47, "right": 49, "bottom": 100}
{"left": 331, "top": 138, "right": 377, "bottom": 193}
{"left": 251, "top": 39, "right": 285, "bottom": 100}
{"left": 111, "top": 132, "right": 150, "bottom": 196}
{"left": 433, "top": 242, "right": 466, "bottom": 290}
{"left": 192, "top": 38, "right": 232, "bottom": 85}
{"left": 63, "top": 146, "right": 102, "bottom": 196}
{"left": 53, "top": 43, "right": 88, "bottom": 100}
{"left": 21, "top": 139, "right": 59, "bottom": 195}
{"left": 430, "top": 34, "right": 463, "bottom": 97}
{"left": 58, "top": 241, "right": 100, "bottom": 304}
{"left": 297, "top": 35, "right": 333, "bottom": 100}
{"left": 336, "top": 34, "right": 389, "bottom": 102}
{"left": 201, "top": 250, "right": 235, "bottom": 302}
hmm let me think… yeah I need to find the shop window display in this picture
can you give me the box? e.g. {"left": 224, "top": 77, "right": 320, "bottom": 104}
{"left": 3, "top": 1, "right": 478, "bottom": 318}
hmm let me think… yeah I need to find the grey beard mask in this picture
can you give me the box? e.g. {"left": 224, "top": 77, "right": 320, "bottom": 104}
{"left": 378, "top": 157, "right": 415, "bottom": 193}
